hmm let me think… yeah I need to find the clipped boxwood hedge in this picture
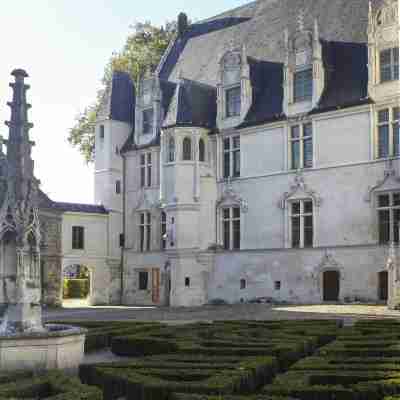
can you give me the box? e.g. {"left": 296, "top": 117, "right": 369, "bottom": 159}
{"left": 0, "top": 371, "right": 101, "bottom": 399}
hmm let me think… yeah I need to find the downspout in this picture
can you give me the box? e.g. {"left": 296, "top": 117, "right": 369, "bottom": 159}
{"left": 120, "top": 153, "right": 126, "bottom": 304}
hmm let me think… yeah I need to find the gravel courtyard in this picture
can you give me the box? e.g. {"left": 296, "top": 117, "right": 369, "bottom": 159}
{"left": 45, "top": 301, "right": 400, "bottom": 324}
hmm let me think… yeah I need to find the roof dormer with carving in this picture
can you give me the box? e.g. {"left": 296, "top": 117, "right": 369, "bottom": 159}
{"left": 367, "top": 0, "right": 399, "bottom": 101}
{"left": 283, "top": 11, "right": 325, "bottom": 117}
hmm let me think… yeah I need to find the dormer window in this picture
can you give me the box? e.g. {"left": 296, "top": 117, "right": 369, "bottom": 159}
{"left": 380, "top": 47, "right": 399, "bottom": 83}
{"left": 226, "top": 86, "right": 241, "bottom": 117}
{"left": 293, "top": 69, "right": 313, "bottom": 103}
{"left": 142, "top": 108, "right": 154, "bottom": 134}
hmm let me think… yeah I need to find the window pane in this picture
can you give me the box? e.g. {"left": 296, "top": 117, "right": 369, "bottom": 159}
{"left": 291, "top": 126, "right": 300, "bottom": 139}
{"left": 223, "top": 138, "right": 230, "bottom": 151}
{"left": 147, "top": 166, "right": 152, "bottom": 187}
{"left": 378, "top": 125, "right": 389, "bottom": 158}
{"left": 226, "top": 87, "right": 241, "bottom": 117}
{"left": 291, "top": 216, "right": 301, "bottom": 248}
{"left": 199, "top": 139, "right": 205, "bottom": 162}
{"left": 146, "top": 224, "right": 151, "bottom": 251}
{"left": 380, "top": 49, "right": 392, "bottom": 82}
{"left": 140, "top": 213, "right": 145, "bottom": 224}
{"left": 394, "top": 107, "right": 400, "bottom": 121}
{"left": 233, "top": 220, "right": 240, "bottom": 250}
{"left": 394, "top": 209, "right": 400, "bottom": 243}
{"left": 233, "top": 207, "right": 240, "bottom": 219}
{"left": 304, "top": 215, "right": 313, "bottom": 248}
{"left": 140, "top": 166, "right": 145, "bottom": 187}
{"left": 379, "top": 210, "right": 390, "bottom": 244}
{"left": 146, "top": 213, "right": 151, "bottom": 224}
{"left": 223, "top": 221, "right": 230, "bottom": 250}
{"left": 233, "top": 136, "right": 240, "bottom": 149}
{"left": 294, "top": 69, "right": 313, "bottom": 102}
{"left": 378, "top": 194, "right": 390, "bottom": 208}
{"left": 140, "top": 226, "right": 145, "bottom": 252}
{"left": 168, "top": 138, "right": 175, "bottom": 162}
{"left": 291, "top": 141, "right": 300, "bottom": 169}
{"left": 292, "top": 202, "right": 300, "bottom": 215}
{"left": 393, "top": 193, "right": 400, "bottom": 206}
{"left": 233, "top": 149, "right": 240, "bottom": 177}
{"left": 182, "top": 137, "right": 192, "bottom": 161}
{"left": 378, "top": 109, "right": 389, "bottom": 123}
{"left": 304, "top": 201, "right": 313, "bottom": 214}
{"left": 224, "top": 152, "right": 230, "bottom": 178}
{"left": 140, "top": 154, "right": 146, "bottom": 165}
{"left": 139, "top": 271, "right": 148, "bottom": 290}
{"left": 394, "top": 122, "right": 400, "bottom": 156}
{"left": 143, "top": 109, "right": 154, "bottom": 134}
{"left": 303, "top": 138, "right": 313, "bottom": 168}
{"left": 303, "top": 123, "right": 313, "bottom": 138}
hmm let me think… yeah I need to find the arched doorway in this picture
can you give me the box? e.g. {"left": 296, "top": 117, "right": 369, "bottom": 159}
{"left": 378, "top": 271, "right": 388, "bottom": 301}
{"left": 323, "top": 270, "right": 340, "bottom": 302}
{"left": 62, "top": 264, "right": 91, "bottom": 306}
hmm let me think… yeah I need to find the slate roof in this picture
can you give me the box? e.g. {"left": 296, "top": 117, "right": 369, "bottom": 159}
{"left": 163, "top": 79, "right": 217, "bottom": 129}
{"left": 38, "top": 191, "right": 108, "bottom": 215}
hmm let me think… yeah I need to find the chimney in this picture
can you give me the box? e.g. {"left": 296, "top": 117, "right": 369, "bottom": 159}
{"left": 177, "top": 12, "right": 189, "bottom": 38}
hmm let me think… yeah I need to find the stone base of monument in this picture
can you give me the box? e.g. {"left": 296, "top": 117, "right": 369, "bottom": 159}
{"left": 0, "top": 324, "right": 86, "bottom": 373}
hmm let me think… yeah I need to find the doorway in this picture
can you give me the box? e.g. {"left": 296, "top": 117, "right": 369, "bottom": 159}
{"left": 323, "top": 270, "right": 340, "bottom": 302}
{"left": 62, "top": 264, "right": 91, "bottom": 307}
{"left": 378, "top": 271, "right": 388, "bottom": 301}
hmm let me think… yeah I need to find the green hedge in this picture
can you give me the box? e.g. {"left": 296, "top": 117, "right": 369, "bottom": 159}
{"left": 63, "top": 279, "right": 90, "bottom": 299}
{"left": 0, "top": 371, "right": 101, "bottom": 399}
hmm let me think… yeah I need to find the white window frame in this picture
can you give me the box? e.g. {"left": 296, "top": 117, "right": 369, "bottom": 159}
{"left": 140, "top": 152, "right": 152, "bottom": 188}
{"left": 139, "top": 212, "right": 152, "bottom": 252}
{"left": 380, "top": 47, "right": 399, "bottom": 83}
{"left": 293, "top": 68, "right": 313, "bottom": 103}
{"left": 376, "top": 106, "right": 400, "bottom": 159}
{"left": 222, "top": 206, "right": 241, "bottom": 250}
{"left": 288, "top": 199, "right": 314, "bottom": 249}
{"left": 376, "top": 191, "right": 400, "bottom": 244}
{"left": 288, "top": 122, "right": 313, "bottom": 170}
{"left": 223, "top": 135, "right": 240, "bottom": 179}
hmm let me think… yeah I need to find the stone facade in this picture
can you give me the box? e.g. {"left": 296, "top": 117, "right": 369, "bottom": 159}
{"left": 93, "top": 0, "right": 399, "bottom": 308}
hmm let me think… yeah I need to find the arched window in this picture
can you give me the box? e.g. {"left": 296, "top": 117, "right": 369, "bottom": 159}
{"left": 168, "top": 137, "right": 175, "bottom": 162}
{"left": 199, "top": 138, "right": 205, "bottom": 162}
{"left": 182, "top": 137, "right": 192, "bottom": 161}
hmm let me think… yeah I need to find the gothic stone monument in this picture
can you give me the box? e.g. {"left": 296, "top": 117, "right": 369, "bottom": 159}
{"left": 0, "top": 69, "right": 85, "bottom": 372}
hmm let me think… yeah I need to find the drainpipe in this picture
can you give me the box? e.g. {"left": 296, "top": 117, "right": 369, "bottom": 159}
{"left": 120, "top": 154, "right": 126, "bottom": 304}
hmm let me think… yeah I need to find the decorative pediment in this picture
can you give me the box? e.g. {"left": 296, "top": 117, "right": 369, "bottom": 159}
{"left": 365, "top": 161, "right": 400, "bottom": 202}
{"left": 217, "top": 180, "right": 248, "bottom": 212}
{"left": 279, "top": 173, "right": 322, "bottom": 209}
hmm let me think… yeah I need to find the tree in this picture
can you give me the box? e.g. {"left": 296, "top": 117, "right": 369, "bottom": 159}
{"left": 68, "top": 21, "right": 176, "bottom": 163}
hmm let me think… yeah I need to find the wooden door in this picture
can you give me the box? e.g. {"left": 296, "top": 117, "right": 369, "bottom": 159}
{"left": 323, "top": 271, "right": 340, "bottom": 302}
{"left": 378, "top": 271, "right": 388, "bottom": 301}
{"left": 152, "top": 268, "right": 160, "bottom": 304}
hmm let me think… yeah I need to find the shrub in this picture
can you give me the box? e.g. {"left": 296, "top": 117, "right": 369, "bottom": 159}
{"left": 111, "top": 335, "right": 179, "bottom": 356}
{"left": 63, "top": 279, "right": 89, "bottom": 299}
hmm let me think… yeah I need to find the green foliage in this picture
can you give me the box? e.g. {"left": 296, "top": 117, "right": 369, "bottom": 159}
{"left": 0, "top": 371, "right": 101, "bottom": 399}
{"left": 63, "top": 278, "right": 90, "bottom": 299}
{"left": 68, "top": 21, "right": 176, "bottom": 163}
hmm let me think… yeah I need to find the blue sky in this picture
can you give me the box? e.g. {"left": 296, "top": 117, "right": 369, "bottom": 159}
{"left": 0, "top": 0, "right": 249, "bottom": 203}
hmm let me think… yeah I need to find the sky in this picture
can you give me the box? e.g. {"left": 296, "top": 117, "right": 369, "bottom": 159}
{"left": 0, "top": 0, "right": 249, "bottom": 204}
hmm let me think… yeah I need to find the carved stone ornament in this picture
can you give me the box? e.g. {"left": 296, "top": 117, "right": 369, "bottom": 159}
{"left": 278, "top": 172, "right": 322, "bottom": 209}
{"left": 311, "top": 251, "right": 345, "bottom": 292}
{"left": 222, "top": 51, "right": 242, "bottom": 69}
{"left": 134, "top": 190, "right": 161, "bottom": 212}
{"left": 217, "top": 180, "right": 248, "bottom": 213}
{"left": 365, "top": 160, "right": 400, "bottom": 202}
{"left": 376, "top": 0, "right": 398, "bottom": 27}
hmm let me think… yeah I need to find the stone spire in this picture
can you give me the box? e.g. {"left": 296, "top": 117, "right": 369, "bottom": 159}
{"left": 0, "top": 69, "right": 43, "bottom": 334}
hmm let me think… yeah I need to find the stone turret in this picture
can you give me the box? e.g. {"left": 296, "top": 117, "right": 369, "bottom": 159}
{"left": 0, "top": 69, "right": 43, "bottom": 333}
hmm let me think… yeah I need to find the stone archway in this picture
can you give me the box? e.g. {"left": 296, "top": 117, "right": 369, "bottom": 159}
{"left": 62, "top": 264, "right": 92, "bottom": 306}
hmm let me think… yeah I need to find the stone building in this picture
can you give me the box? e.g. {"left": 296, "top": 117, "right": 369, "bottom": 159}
{"left": 92, "top": 0, "right": 399, "bottom": 307}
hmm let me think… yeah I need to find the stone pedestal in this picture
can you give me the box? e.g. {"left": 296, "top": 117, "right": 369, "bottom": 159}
{"left": 0, "top": 325, "right": 86, "bottom": 373}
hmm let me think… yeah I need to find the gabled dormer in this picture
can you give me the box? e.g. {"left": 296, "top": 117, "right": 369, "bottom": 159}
{"left": 368, "top": 0, "right": 399, "bottom": 101}
{"left": 135, "top": 70, "right": 163, "bottom": 147}
{"left": 283, "top": 13, "right": 325, "bottom": 117}
{"left": 217, "top": 44, "right": 253, "bottom": 130}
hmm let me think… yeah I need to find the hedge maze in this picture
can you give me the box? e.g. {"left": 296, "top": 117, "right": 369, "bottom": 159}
{"left": 3, "top": 319, "right": 400, "bottom": 399}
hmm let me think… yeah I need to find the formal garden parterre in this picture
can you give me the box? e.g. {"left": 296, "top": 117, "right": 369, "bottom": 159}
{"left": 4, "top": 319, "right": 400, "bottom": 399}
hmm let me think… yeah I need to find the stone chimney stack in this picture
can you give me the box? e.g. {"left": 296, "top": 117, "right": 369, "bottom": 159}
{"left": 177, "top": 12, "right": 189, "bottom": 38}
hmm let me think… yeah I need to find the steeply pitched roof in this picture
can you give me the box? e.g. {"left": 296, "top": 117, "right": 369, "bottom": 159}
{"left": 163, "top": 79, "right": 217, "bottom": 129}
{"left": 314, "top": 41, "right": 370, "bottom": 112}
{"left": 162, "top": 0, "right": 370, "bottom": 86}
{"left": 98, "top": 71, "right": 135, "bottom": 124}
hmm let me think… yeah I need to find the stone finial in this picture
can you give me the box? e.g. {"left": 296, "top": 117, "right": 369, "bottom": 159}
{"left": 11, "top": 69, "right": 29, "bottom": 79}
